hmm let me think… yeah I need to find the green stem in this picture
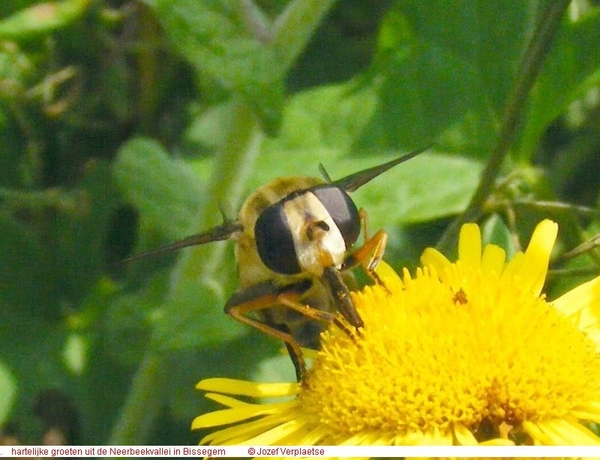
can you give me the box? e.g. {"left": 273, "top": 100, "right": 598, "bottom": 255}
{"left": 107, "top": 352, "right": 165, "bottom": 445}
{"left": 436, "top": 0, "right": 571, "bottom": 252}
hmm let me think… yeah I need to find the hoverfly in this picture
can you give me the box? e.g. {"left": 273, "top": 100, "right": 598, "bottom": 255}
{"left": 125, "top": 149, "right": 425, "bottom": 381}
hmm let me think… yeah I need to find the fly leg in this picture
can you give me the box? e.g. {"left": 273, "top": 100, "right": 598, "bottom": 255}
{"left": 342, "top": 209, "right": 389, "bottom": 287}
{"left": 225, "top": 280, "right": 349, "bottom": 382}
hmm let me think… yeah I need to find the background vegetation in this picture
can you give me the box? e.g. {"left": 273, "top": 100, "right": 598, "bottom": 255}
{"left": 0, "top": 0, "right": 599, "bottom": 446}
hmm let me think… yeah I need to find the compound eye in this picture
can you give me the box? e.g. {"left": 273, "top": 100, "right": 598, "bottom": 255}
{"left": 254, "top": 203, "right": 301, "bottom": 275}
{"left": 312, "top": 185, "right": 360, "bottom": 248}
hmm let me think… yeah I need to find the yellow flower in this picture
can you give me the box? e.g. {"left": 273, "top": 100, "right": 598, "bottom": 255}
{"left": 192, "top": 220, "right": 600, "bottom": 446}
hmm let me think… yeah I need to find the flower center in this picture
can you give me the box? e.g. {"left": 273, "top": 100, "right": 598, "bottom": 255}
{"left": 299, "top": 265, "right": 600, "bottom": 442}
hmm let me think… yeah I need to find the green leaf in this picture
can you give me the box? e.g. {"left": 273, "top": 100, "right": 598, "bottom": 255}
{"left": 518, "top": 9, "right": 600, "bottom": 157}
{"left": 266, "top": 82, "right": 378, "bottom": 152}
{"left": 0, "top": 361, "right": 16, "bottom": 426}
{"left": 358, "top": 0, "right": 551, "bottom": 153}
{"left": 113, "top": 137, "right": 203, "bottom": 241}
{"left": 346, "top": 152, "right": 483, "bottom": 228}
{"left": 251, "top": 82, "right": 483, "bottom": 228}
{"left": 141, "top": 0, "right": 284, "bottom": 133}
{"left": 151, "top": 276, "right": 246, "bottom": 351}
{"left": 0, "top": 0, "right": 91, "bottom": 40}
{"left": 105, "top": 268, "right": 184, "bottom": 365}
{"left": 184, "top": 82, "right": 378, "bottom": 176}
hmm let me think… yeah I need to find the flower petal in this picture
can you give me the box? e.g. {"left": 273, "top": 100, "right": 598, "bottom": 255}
{"left": 521, "top": 219, "right": 558, "bottom": 296}
{"left": 192, "top": 400, "right": 296, "bottom": 429}
{"left": 553, "top": 276, "right": 600, "bottom": 351}
{"left": 375, "top": 260, "right": 402, "bottom": 284}
{"left": 458, "top": 223, "right": 482, "bottom": 270}
{"left": 481, "top": 244, "right": 506, "bottom": 275}
{"left": 196, "top": 378, "right": 298, "bottom": 398}
{"left": 245, "top": 418, "right": 309, "bottom": 445}
{"left": 453, "top": 423, "right": 478, "bottom": 445}
{"left": 526, "top": 418, "right": 600, "bottom": 444}
{"left": 200, "top": 412, "right": 296, "bottom": 445}
{"left": 420, "top": 247, "right": 451, "bottom": 274}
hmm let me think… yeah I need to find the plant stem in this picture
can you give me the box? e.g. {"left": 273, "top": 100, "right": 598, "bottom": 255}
{"left": 436, "top": 0, "right": 571, "bottom": 252}
{"left": 107, "top": 352, "right": 165, "bottom": 445}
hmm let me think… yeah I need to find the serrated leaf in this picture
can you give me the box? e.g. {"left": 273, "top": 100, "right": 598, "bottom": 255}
{"left": 113, "top": 137, "right": 203, "bottom": 241}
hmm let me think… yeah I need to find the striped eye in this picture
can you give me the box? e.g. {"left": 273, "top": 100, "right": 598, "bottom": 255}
{"left": 254, "top": 202, "right": 301, "bottom": 274}
{"left": 254, "top": 185, "right": 360, "bottom": 275}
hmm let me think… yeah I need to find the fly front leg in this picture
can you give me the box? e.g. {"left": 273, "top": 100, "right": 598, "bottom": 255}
{"left": 342, "top": 216, "right": 388, "bottom": 287}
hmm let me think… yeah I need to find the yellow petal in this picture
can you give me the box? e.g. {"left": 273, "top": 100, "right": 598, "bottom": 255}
{"left": 453, "top": 423, "right": 478, "bottom": 445}
{"left": 529, "top": 418, "right": 600, "bottom": 445}
{"left": 375, "top": 260, "right": 402, "bottom": 283}
{"left": 196, "top": 378, "right": 298, "bottom": 397}
{"left": 458, "top": 223, "right": 482, "bottom": 270}
{"left": 522, "top": 219, "right": 558, "bottom": 296}
{"left": 523, "top": 420, "right": 554, "bottom": 445}
{"left": 204, "top": 393, "right": 253, "bottom": 408}
{"left": 553, "top": 275, "right": 600, "bottom": 318}
{"left": 481, "top": 244, "right": 506, "bottom": 274}
{"left": 420, "top": 247, "right": 451, "bottom": 274}
{"left": 192, "top": 401, "right": 296, "bottom": 429}
{"left": 200, "top": 413, "right": 294, "bottom": 445}
{"left": 245, "top": 419, "right": 309, "bottom": 445}
{"left": 194, "top": 220, "right": 600, "bottom": 448}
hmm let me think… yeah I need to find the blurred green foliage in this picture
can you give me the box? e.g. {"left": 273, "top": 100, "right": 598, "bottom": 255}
{"left": 0, "top": 0, "right": 599, "bottom": 446}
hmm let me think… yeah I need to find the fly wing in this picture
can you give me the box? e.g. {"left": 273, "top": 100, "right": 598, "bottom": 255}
{"left": 120, "top": 219, "right": 243, "bottom": 264}
{"left": 334, "top": 146, "right": 429, "bottom": 193}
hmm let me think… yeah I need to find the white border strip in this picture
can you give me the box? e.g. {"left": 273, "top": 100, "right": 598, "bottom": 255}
{"left": 3, "top": 445, "right": 600, "bottom": 457}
